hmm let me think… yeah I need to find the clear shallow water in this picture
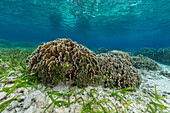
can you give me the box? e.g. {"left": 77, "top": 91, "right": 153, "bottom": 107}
{"left": 0, "top": 0, "right": 169, "bottom": 50}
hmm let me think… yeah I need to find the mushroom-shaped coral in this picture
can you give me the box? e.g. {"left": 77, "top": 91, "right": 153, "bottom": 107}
{"left": 26, "top": 39, "right": 101, "bottom": 87}
{"left": 97, "top": 51, "right": 142, "bottom": 89}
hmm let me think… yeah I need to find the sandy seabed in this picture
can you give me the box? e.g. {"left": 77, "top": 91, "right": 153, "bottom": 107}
{"left": 0, "top": 63, "right": 170, "bottom": 113}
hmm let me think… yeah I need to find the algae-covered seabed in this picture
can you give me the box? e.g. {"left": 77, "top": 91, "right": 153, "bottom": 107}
{"left": 0, "top": 48, "right": 170, "bottom": 113}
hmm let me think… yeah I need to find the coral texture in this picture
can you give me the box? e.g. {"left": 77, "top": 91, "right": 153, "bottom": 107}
{"left": 97, "top": 51, "right": 141, "bottom": 89}
{"left": 26, "top": 39, "right": 100, "bottom": 87}
{"left": 132, "top": 55, "right": 161, "bottom": 71}
{"left": 26, "top": 39, "right": 141, "bottom": 89}
{"left": 134, "top": 48, "right": 170, "bottom": 65}
{"left": 110, "top": 50, "right": 134, "bottom": 65}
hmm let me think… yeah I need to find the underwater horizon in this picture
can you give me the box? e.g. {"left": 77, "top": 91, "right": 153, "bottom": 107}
{"left": 0, "top": 0, "right": 169, "bottom": 50}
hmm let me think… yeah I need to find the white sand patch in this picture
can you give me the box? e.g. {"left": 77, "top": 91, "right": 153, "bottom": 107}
{"left": 158, "top": 63, "right": 170, "bottom": 73}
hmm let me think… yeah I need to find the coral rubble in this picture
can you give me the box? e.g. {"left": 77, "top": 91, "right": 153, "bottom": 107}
{"left": 26, "top": 39, "right": 141, "bottom": 89}
{"left": 133, "top": 55, "right": 161, "bottom": 71}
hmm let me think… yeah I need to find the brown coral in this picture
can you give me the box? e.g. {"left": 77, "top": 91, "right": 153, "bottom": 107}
{"left": 26, "top": 39, "right": 141, "bottom": 89}
{"left": 97, "top": 51, "right": 141, "bottom": 89}
{"left": 132, "top": 55, "right": 161, "bottom": 71}
{"left": 26, "top": 39, "right": 100, "bottom": 86}
{"left": 110, "top": 50, "right": 134, "bottom": 65}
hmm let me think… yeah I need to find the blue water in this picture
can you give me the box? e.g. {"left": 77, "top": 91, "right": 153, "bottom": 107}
{"left": 0, "top": 0, "right": 169, "bottom": 50}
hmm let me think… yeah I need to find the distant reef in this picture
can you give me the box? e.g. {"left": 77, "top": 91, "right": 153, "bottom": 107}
{"left": 0, "top": 39, "right": 36, "bottom": 48}
{"left": 95, "top": 47, "right": 108, "bottom": 54}
{"left": 0, "top": 39, "right": 14, "bottom": 48}
{"left": 132, "top": 54, "right": 161, "bottom": 71}
{"left": 14, "top": 41, "right": 35, "bottom": 48}
{"left": 134, "top": 47, "right": 170, "bottom": 65}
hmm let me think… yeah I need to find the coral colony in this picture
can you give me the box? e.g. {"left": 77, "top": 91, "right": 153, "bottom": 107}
{"left": 26, "top": 39, "right": 141, "bottom": 89}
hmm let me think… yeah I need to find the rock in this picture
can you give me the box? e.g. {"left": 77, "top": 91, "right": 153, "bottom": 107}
{"left": 51, "top": 81, "right": 70, "bottom": 92}
{"left": 6, "top": 101, "right": 18, "bottom": 111}
{"left": 0, "top": 92, "right": 6, "bottom": 100}
{"left": 15, "top": 107, "right": 22, "bottom": 112}
{"left": 24, "top": 106, "right": 35, "bottom": 113}
{"left": 23, "top": 90, "right": 48, "bottom": 109}
{"left": 160, "top": 71, "right": 170, "bottom": 78}
{"left": 23, "top": 98, "right": 31, "bottom": 109}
